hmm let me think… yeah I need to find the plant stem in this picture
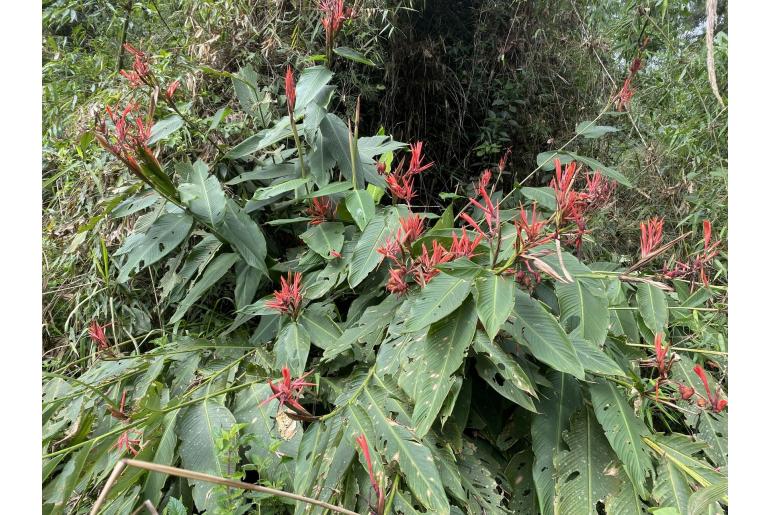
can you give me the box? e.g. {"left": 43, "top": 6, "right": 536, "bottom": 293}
{"left": 289, "top": 113, "right": 310, "bottom": 195}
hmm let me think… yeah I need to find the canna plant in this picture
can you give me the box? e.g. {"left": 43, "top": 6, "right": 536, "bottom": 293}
{"left": 43, "top": 32, "right": 727, "bottom": 515}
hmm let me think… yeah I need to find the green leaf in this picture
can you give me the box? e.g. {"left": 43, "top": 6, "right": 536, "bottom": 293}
{"left": 511, "top": 289, "right": 584, "bottom": 379}
{"left": 178, "top": 160, "right": 226, "bottom": 225}
{"left": 473, "top": 272, "right": 515, "bottom": 339}
{"left": 653, "top": 457, "right": 691, "bottom": 515}
{"left": 554, "top": 408, "right": 620, "bottom": 515}
{"left": 505, "top": 450, "right": 540, "bottom": 514}
{"left": 688, "top": 481, "right": 727, "bottom": 515}
{"left": 148, "top": 114, "right": 184, "bottom": 145}
{"left": 319, "top": 113, "right": 366, "bottom": 188}
{"left": 637, "top": 283, "right": 668, "bottom": 334}
{"left": 170, "top": 253, "right": 240, "bottom": 323}
{"left": 217, "top": 199, "right": 269, "bottom": 276}
{"left": 473, "top": 329, "right": 536, "bottom": 395}
{"left": 520, "top": 187, "right": 557, "bottom": 211}
{"left": 348, "top": 209, "right": 400, "bottom": 287}
{"left": 299, "top": 310, "right": 342, "bottom": 350}
{"left": 412, "top": 297, "right": 477, "bottom": 437}
{"left": 576, "top": 120, "right": 620, "bottom": 139}
{"left": 294, "top": 65, "right": 334, "bottom": 114}
{"left": 568, "top": 153, "right": 632, "bottom": 187}
{"left": 116, "top": 212, "right": 193, "bottom": 283}
{"left": 250, "top": 177, "right": 310, "bottom": 202}
{"left": 556, "top": 277, "right": 609, "bottom": 347}
{"left": 590, "top": 380, "right": 653, "bottom": 496}
{"left": 274, "top": 322, "right": 311, "bottom": 376}
{"left": 300, "top": 221, "right": 345, "bottom": 259}
{"left": 605, "top": 467, "right": 647, "bottom": 515}
{"left": 226, "top": 116, "right": 293, "bottom": 159}
{"left": 570, "top": 333, "right": 626, "bottom": 376}
{"left": 177, "top": 398, "right": 237, "bottom": 512}
{"left": 333, "top": 46, "right": 377, "bottom": 66}
{"left": 531, "top": 371, "right": 582, "bottom": 515}
{"left": 143, "top": 410, "right": 181, "bottom": 505}
{"left": 473, "top": 331, "right": 537, "bottom": 411}
{"left": 345, "top": 189, "right": 375, "bottom": 230}
{"left": 402, "top": 273, "right": 473, "bottom": 333}
{"left": 646, "top": 433, "right": 726, "bottom": 489}
{"left": 358, "top": 387, "right": 451, "bottom": 513}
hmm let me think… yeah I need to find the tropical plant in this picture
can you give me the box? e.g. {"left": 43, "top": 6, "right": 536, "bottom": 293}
{"left": 42, "top": 35, "right": 727, "bottom": 512}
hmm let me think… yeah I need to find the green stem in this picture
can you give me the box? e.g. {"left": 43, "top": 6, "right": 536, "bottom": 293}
{"left": 289, "top": 114, "right": 310, "bottom": 195}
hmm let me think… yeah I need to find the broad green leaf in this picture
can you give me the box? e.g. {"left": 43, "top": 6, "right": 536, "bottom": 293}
{"left": 226, "top": 116, "right": 293, "bottom": 159}
{"left": 116, "top": 212, "right": 193, "bottom": 283}
{"left": 348, "top": 209, "right": 400, "bottom": 287}
{"left": 645, "top": 433, "right": 726, "bottom": 489}
{"left": 505, "top": 450, "right": 540, "bottom": 514}
{"left": 177, "top": 398, "right": 237, "bottom": 512}
{"left": 520, "top": 187, "right": 557, "bottom": 211}
{"left": 605, "top": 467, "right": 647, "bottom": 515}
{"left": 556, "top": 277, "right": 609, "bottom": 347}
{"left": 274, "top": 322, "right": 311, "bottom": 376}
{"left": 294, "top": 65, "right": 334, "bottom": 114}
{"left": 358, "top": 387, "right": 450, "bottom": 513}
{"left": 653, "top": 457, "right": 691, "bottom": 515}
{"left": 511, "top": 289, "right": 584, "bottom": 379}
{"left": 320, "top": 113, "right": 364, "bottom": 187}
{"left": 475, "top": 355, "right": 536, "bottom": 412}
{"left": 333, "top": 46, "right": 376, "bottom": 66}
{"left": 299, "top": 310, "right": 342, "bottom": 350}
{"left": 345, "top": 189, "right": 375, "bottom": 230}
{"left": 234, "top": 262, "right": 260, "bottom": 310}
{"left": 429, "top": 204, "right": 455, "bottom": 233}
{"left": 637, "top": 283, "right": 668, "bottom": 334}
{"left": 554, "top": 408, "right": 620, "bottom": 515}
{"left": 170, "top": 253, "right": 240, "bottom": 323}
{"left": 576, "top": 120, "right": 620, "bottom": 139}
{"left": 298, "top": 181, "right": 354, "bottom": 199}
{"left": 472, "top": 329, "right": 536, "bottom": 395}
{"left": 112, "top": 190, "right": 160, "bottom": 218}
{"left": 537, "top": 151, "right": 574, "bottom": 171}
{"left": 217, "top": 199, "right": 269, "bottom": 276}
{"left": 44, "top": 441, "right": 94, "bottom": 510}
{"left": 178, "top": 160, "right": 226, "bottom": 225}
{"left": 300, "top": 221, "right": 345, "bottom": 259}
{"left": 457, "top": 439, "right": 507, "bottom": 513}
{"left": 402, "top": 273, "right": 473, "bottom": 333}
{"left": 412, "top": 298, "right": 477, "bottom": 437}
{"left": 569, "top": 153, "right": 632, "bottom": 187}
{"left": 570, "top": 333, "right": 626, "bottom": 376}
{"left": 590, "top": 380, "right": 653, "bottom": 496}
{"left": 473, "top": 273, "right": 515, "bottom": 339}
{"left": 148, "top": 114, "right": 183, "bottom": 145}
{"left": 688, "top": 481, "right": 727, "bottom": 515}
{"left": 251, "top": 177, "right": 310, "bottom": 202}
{"left": 531, "top": 371, "right": 582, "bottom": 515}
{"left": 143, "top": 409, "right": 181, "bottom": 505}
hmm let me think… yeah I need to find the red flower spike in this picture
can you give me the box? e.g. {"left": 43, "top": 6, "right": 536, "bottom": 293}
{"left": 320, "top": 0, "right": 352, "bottom": 38}
{"left": 123, "top": 43, "right": 150, "bottom": 83}
{"left": 703, "top": 220, "right": 712, "bottom": 249}
{"left": 355, "top": 433, "right": 385, "bottom": 515}
{"left": 165, "top": 80, "right": 180, "bottom": 101}
{"left": 113, "top": 429, "right": 143, "bottom": 456}
{"left": 463, "top": 170, "right": 501, "bottom": 241}
{"left": 386, "top": 267, "right": 409, "bottom": 295}
{"left": 639, "top": 217, "right": 665, "bottom": 258}
{"left": 693, "top": 365, "right": 727, "bottom": 413}
{"left": 265, "top": 272, "right": 304, "bottom": 319}
{"left": 407, "top": 141, "right": 434, "bottom": 176}
{"left": 376, "top": 161, "right": 386, "bottom": 175}
{"left": 89, "top": 321, "right": 110, "bottom": 350}
{"left": 413, "top": 241, "right": 451, "bottom": 286}
{"left": 120, "top": 69, "right": 143, "bottom": 88}
{"left": 584, "top": 171, "right": 616, "bottom": 208}
{"left": 515, "top": 203, "right": 549, "bottom": 247}
{"left": 262, "top": 366, "right": 316, "bottom": 414}
{"left": 398, "top": 214, "right": 425, "bottom": 245}
{"left": 306, "top": 196, "right": 336, "bottom": 225}
{"left": 654, "top": 333, "right": 670, "bottom": 377}
{"left": 450, "top": 228, "right": 482, "bottom": 258}
{"left": 285, "top": 66, "right": 296, "bottom": 114}
{"left": 385, "top": 167, "right": 416, "bottom": 204}
{"left": 377, "top": 237, "right": 401, "bottom": 262}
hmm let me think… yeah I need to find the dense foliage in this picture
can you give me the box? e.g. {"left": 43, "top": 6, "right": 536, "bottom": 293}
{"left": 42, "top": 1, "right": 727, "bottom": 514}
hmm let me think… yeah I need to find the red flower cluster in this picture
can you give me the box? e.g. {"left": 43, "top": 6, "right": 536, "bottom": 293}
{"left": 165, "top": 79, "right": 180, "bottom": 101}
{"left": 320, "top": 0, "right": 353, "bottom": 39}
{"left": 109, "top": 390, "right": 143, "bottom": 456}
{"left": 584, "top": 171, "right": 616, "bottom": 208}
{"left": 120, "top": 44, "right": 151, "bottom": 88}
{"left": 89, "top": 321, "right": 110, "bottom": 350}
{"left": 95, "top": 102, "right": 156, "bottom": 176}
{"left": 355, "top": 433, "right": 385, "bottom": 515}
{"left": 385, "top": 142, "right": 433, "bottom": 205}
{"left": 693, "top": 365, "right": 727, "bottom": 413}
{"left": 306, "top": 196, "right": 336, "bottom": 225}
{"left": 662, "top": 220, "right": 721, "bottom": 286}
{"left": 460, "top": 170, "right": 500, "bottom": 242}
{"left": 266, "top": 272, "right": 304, "bottom": 319}
{"left": 377, "top": 214, "right": 478, "bottom": 294}
{"left": 640, "top": 217, "right": 665, "bottom": 258}
{"left": 285, "top": 65, "right": 296, "bottom": 114}
{"left": 515, "top": 203, "right": 550, "bottom": 250}
{"left": 262, "top": 367, "right": 316, "bottom": 415}
{"left": 614, "top": 56, "right": 644, "bottom": 112}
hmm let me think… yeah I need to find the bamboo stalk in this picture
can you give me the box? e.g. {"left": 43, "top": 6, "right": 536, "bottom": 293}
{"left": 89, "top": 459, "right": 358, "bottom": 515}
